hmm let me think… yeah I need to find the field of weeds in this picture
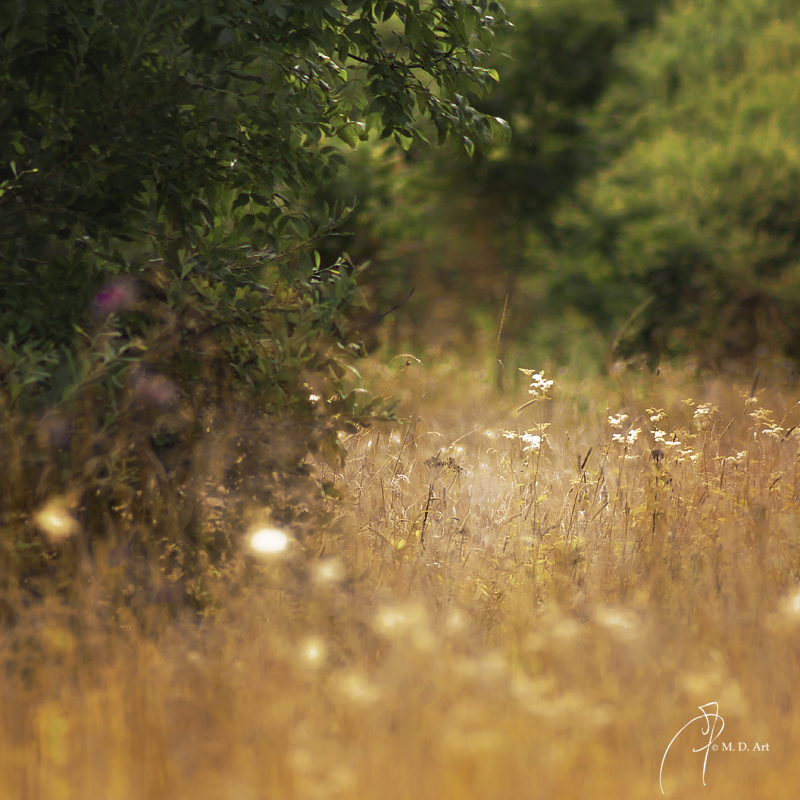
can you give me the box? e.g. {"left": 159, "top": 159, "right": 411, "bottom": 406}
{"left": 3, "top": 357, "right": 800, "bottom": 799}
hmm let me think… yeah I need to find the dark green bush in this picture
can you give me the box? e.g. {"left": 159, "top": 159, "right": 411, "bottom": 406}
{"left": 0, "top": 0, "right": 510, "bottom": 612}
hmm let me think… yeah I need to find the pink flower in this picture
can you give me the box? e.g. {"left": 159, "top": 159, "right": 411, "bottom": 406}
{"left": 91, "top": 278, "right": 139, "bottom": 318}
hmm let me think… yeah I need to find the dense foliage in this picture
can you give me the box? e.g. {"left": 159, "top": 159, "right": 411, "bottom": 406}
{"left": 0, "top": 0, "right": 509, "bottom": 605}
{"left": 547, "top": 0, "right": 800, "bottom": 364}
{"left": 319, "top": 0, "right": 669, "bottom": 365}
{"left": 330, "top": 0, "right": 800, "bottom": 371}
{"left": 1, "top": 0, "right": 508, "bottom": 345}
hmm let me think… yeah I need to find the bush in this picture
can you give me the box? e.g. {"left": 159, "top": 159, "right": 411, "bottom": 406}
{"left": 0, "top": 0, "right": 510, "bottom": 611}
{"left": 543, "top": 0, "right": 800, "bottom": 365}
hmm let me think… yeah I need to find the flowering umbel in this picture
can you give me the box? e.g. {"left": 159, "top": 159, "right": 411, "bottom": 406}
{"left": 520, "top": 369, "right": 554, "bottom": 400}
{"left": 516, "top": 369, "right": 554, "bottom": 413}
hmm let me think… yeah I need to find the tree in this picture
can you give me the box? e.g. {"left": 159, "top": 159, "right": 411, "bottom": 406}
{"left": 545, "top": 0, "right": 800, "bottom": 366}
{"left": 314, "top": 0, "right": 672, "bottom": 377}
{"left": 1, "top": 0, "right": 509, "bottom": 344}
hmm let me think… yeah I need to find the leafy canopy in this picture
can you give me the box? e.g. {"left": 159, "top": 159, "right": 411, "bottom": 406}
{"left": 546, "top": 0, "right": 800, "bottom": 362}
{"left": 0, "top": 0, "right": 511, "bottom": 602}
{"left": 0, "top": 0, "right": 510, "bottom": 345}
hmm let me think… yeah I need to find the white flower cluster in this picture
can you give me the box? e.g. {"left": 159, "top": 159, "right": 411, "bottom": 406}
{"left": 520, "top": 368, "right": 554, "bottom": 400}
{"left": 693, "top": 403, "right": 719, "bottom": 430}
{"left": 520, "top": 433, "right": 543, "bottom": 453}
{"left": 611, "top": 428, "right": 641, "bottom": 446}
{"left": 693, "top": 403, "right": 719, "bottom": 420}
{"left": 653, "top": 429, "right": 682, "bottom": 448}
{"left": 500, "top": 429, "right": 544, "bottom": 453}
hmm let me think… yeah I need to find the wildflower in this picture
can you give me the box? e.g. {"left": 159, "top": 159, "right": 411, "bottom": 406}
{"left": 612, "top": 427, "right": 640, "bottom": 447}
{"left": 34, "top": 495, "right": 81, "bottom": 543}
{"left": 693, "top": 403, "right": 719, "bottom": 420}
{"left": 520, "top": 432, "right": 542, "bottom": 453}
{"left": 647, "top": 408, "right": 666, "bottom": 423}
{"left": 90, "top": 277, "right": 139, "bottom": 318}
{"left": 749, "top": 407, "right": 775, "bottom": 423}
{"left": 313, "top": 558, "right": 344, "bottom": 585}
{"left": 299, "top": 636, "right": 328, "bottom": 669}
{"left": 693, "top": 403, "right": 719, "bottom": 431}
{"left": 654, "top": 427, "right": 682, "bottom": 447}
{"left": 519, "top": 368, "right": 554, "bottom": 399}
{"left": 249, "top": 527, "right": 291, "bottom": 555}
{"left": 608, "top": 413, "right": 629, "bottom": 429}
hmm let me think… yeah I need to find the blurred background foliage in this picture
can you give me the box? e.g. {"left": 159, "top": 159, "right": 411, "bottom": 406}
{"left": 324, "top": 0, "right": 800, "bottom": 378}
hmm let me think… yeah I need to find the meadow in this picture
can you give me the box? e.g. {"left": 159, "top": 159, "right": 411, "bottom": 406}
{"left": 3, "top": 354, "right": 800, "bottom": 799}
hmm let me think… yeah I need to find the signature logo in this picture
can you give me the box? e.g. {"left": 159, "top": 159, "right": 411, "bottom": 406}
{"left": 660, "top": 702, "right": 724, "bottom": 794}
{"left": 661, "top": 702, "right": 770, "bottom": 792}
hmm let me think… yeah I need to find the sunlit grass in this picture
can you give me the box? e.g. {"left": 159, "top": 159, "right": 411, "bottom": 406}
{"left": 3, "top": 357, "right": 800, "bottom": 798}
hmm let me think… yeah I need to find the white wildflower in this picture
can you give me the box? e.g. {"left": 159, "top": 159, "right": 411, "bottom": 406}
{"left": 693, "top": 403, "right": 719, "bottom": 420}
{"left": 727, "top": 451, "right": 747, "bottom": 465}
{"left": 520, "top": 433, "right": 542, "bottom": 453}
{"left": 627, "top": 428, "right": 641, "bottom": 445}
{"left": 608, "top": 413, "right": 629, "bottom": 429}
{"left": 249, "top": 527, "right": 291, "bottom": 556}
{"left": 520, "top": 368, "right": 554, "bottom": 399}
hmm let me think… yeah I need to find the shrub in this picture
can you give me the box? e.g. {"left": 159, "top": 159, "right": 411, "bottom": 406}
{"left": 0, "top": 0, "right": 510, "bottom": 611}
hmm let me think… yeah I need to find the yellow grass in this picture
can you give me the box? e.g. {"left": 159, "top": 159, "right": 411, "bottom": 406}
{"left": 3, "top": 356, "right": 800, "bottom": 799}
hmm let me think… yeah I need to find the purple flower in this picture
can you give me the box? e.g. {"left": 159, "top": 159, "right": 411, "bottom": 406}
{"left": 91, "top": 278, "right": 139, "bottom": 318}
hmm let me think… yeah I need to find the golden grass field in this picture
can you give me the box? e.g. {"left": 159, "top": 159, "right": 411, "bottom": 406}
{"left": 3, "top": 355, "right": 800, "bottom": 799}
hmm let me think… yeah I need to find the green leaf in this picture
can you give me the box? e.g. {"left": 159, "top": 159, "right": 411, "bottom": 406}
{"left": 232, "top": 193, "right": 251, "bottom": 211}
{"left": 336, "top": 123, "right": 361, "bottom": 149}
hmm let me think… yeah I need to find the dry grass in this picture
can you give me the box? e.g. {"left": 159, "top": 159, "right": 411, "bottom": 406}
{"left": 3, "top": 356, "right": 800, "bottom": 799}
